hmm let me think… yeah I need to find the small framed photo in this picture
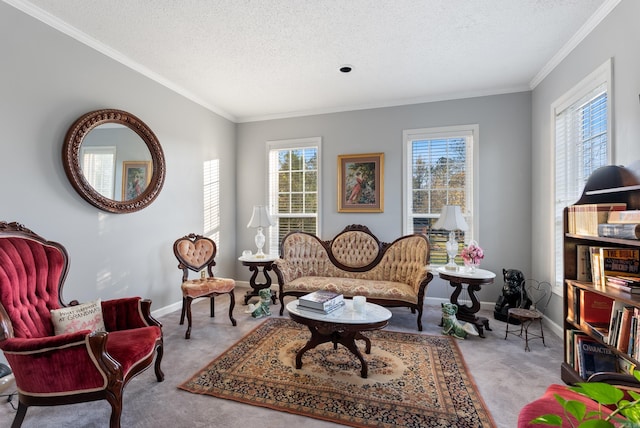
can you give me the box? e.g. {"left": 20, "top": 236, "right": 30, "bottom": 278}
{"left": 337, "top": 153, "right": 384, "bottom": 213}
{"left": 122, "top": 161, "right": 152, "bottom": 201}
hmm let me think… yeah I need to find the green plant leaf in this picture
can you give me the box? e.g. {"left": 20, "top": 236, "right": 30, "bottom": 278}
{"left": 564, "top": 399, "right": 588, "bottom": 421}
{"left": 576, "top": 420, "right": 615, "bottom": 427}
{"left": 627, "top": 390, "right": 640, "bottom": 401}
{"left": 530, "top": 414, "right": 563, "bottom": 425}
{"left": 571, "top": 383, "right": 624, "bottom": 405}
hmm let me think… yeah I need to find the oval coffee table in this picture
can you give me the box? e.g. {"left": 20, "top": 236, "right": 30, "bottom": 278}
{"left": 286, "top": 299, "right": 392, "bottom": 378}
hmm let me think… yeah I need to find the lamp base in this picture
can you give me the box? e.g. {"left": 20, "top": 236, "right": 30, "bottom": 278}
{"left": 254, "top": 227, "right": 266, "bottom": 258}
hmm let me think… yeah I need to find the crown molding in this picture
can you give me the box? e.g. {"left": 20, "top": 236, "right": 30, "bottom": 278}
{"left": 529, "top": 0, "right": 622, "bottom": 89}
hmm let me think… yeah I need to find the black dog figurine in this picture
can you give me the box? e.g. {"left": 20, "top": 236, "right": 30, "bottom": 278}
{"left": 494, "top": 268, "right": 531, "bottom": 324}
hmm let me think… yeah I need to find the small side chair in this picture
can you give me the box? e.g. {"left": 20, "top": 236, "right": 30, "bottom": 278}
{"left": 504, "top": 279, "right": 552, "bottom": 351}
{"left": 173, "top": 233, "right": 236, "bottom": 339}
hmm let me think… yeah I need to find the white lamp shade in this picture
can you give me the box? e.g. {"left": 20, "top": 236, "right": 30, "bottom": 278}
{"left": 433, "top": 205, "right": 468, "bottom": 231}
{"left": 247, "top": 205, "right": 274, "bottom": 229}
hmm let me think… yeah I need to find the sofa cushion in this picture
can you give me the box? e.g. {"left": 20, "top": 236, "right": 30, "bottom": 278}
{"left": 285, "top": 277, "right": 418, "bottom": 304}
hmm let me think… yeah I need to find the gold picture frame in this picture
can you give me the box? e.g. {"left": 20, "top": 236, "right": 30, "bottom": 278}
{"left": 122, "top": 161, "right": 152, "bottom": 201}
{"left": 337, "top": 153, "right": 384, "bottom": 213}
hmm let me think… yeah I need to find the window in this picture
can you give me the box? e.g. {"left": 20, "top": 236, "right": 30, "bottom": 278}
{"left": 267, "top": 137, "right": 321, "bottom": 255}
{"left": 403, "top": 125, "right": 478, "bottom": 265}
{"left": 553, "top": 59, "right": 612, "bottom": 292}
{"left": 81, "top": 146, "right": 116, "bottom": 199}
{"left": 203, "top": 159, "right": 220, "bottom": 243}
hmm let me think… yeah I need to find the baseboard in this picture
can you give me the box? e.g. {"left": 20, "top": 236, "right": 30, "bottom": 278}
{"left": 151, "top": 288, "right": 563, "bottom": 339}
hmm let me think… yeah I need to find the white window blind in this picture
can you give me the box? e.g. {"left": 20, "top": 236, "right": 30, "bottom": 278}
{"left": 203, "top": 159, "right": 220, "bottom": 243}
{"left": 267, "top": 137, "right": 321, "bottom": 255}
{"left": 553, "top": 59, "right": 611, "bottom": 292}
{"left": 403, "top": 125, "right": 477, "bottom": 265}
{"left": 81, "top": 146, "right": 116, "bottom": 199}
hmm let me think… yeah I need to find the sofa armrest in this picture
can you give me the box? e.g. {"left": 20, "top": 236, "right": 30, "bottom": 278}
{"left": 101, "top": 297, "right": 161, "bottom": 331}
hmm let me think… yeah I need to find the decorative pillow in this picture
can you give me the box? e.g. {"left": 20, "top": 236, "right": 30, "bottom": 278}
{"left": 51, "top": 299, "right": 106, "bottom": 335}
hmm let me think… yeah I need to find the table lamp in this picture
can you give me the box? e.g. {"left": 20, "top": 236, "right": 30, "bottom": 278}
{"left": 247, "top": 205, "right": 273, "bottom": 258}
{"left": 433, "top": 205, "right": 468, "bottom": 270}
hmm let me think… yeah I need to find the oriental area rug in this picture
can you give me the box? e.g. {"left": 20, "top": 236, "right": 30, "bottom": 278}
{"left": 179, "top": 318, "right": 495, "bottom": 428}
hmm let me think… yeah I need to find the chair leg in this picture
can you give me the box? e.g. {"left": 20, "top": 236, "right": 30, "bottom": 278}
{"left": 210, "top": 296, "right": 215, "bottom": 318}
{"left": 228, "top": 290, "right": 237, "bottom": 326}
{"left": 154, "top": 339, "right": 165, "bottom": 382}
{"left": 11, "top": 400, "right": 27, "bottom": 428}
{"left": 106, "top": 389, "right": 123, "bottom": 428}
{"left": 523, "top": 321, "right": 530, "bottom": 352}
{"left": 539, "top": 320, "right": 546, "bottom": 347}
{"left": 179, "top": 297, "right": 187, "bottom": 325}
{"left": 184, "top": 297, "right": 193, "bottom": 339}
{"left": 504, "top": 315, "right": 510, "bottom": 339}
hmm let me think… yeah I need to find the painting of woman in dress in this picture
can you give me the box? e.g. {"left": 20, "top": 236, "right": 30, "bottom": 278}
{"left": 339, "top": 153, "right": 383, "bottom": 212}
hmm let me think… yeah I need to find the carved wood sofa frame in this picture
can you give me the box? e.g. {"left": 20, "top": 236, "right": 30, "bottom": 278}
{"left": 272, "top": 224, "right": 433, "bottom": 330}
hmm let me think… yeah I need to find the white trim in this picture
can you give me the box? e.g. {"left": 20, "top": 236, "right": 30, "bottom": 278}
{"left": 549, "top": 58, "right": 613, "bottom": 295}
{"left": 4, "top": 0, "right": 236, "bottom": 122}
{"left": 530, "top": 0, "right": 621, "bottom": 89}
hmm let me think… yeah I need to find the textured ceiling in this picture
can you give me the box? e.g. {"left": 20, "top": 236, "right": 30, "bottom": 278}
{"left": 9, "top": 0, "right": 615, "bottom": 122}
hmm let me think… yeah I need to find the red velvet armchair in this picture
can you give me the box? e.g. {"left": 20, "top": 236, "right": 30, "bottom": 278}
{"left": 0, "top": 222, "right": 164, "bottom": 428}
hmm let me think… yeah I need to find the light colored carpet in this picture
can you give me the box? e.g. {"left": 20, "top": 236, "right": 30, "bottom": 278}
{"left": 0, "top": 286, "right": 563, "bottom": 427}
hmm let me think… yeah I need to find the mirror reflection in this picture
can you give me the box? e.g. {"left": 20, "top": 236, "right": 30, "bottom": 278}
{"left": 80, "top": 124, "right": 152, "bottom": 201}
{"left": 62, "top": 109, "right": 166, "bottom": 214}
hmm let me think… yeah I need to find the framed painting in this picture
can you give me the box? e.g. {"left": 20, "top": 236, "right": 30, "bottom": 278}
{"left": 122, "top": 161, "right": 152, "bottom": 201}
{"left": 337, "top": 153, "right": 384, "bottom": 212}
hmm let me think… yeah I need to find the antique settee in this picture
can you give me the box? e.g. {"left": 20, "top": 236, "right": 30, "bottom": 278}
{"left": 272, "top": 224, "right": 433, "bottom": 330}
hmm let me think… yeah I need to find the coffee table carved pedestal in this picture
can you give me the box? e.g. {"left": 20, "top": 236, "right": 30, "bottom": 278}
{"left": 286, "top": 300, "right": 392, "bottom": 378}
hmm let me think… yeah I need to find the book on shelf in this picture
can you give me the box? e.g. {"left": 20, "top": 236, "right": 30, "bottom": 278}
{"left": 298, "top": 290, "right": 344, "bottom": 311}
{"left": 566, "top": 329, "right": 581, "bottom": 370}
{"left": 568, "top": 203, "right": 626, "bottom": 236}
{"left": 566, "top": 283, "right": 579, "bottom": 323}
{"left": 608, "top": 210, "right": 640, "bottom": 224}
{"left": 576, "top": 245, "right": 592, "bottom": 282}
{"left": 598, "top": 223, "right": 640, "bottom": 239}
{"left": 606, "top": 280, "right": 640, "bottom": 294}
{"left": 575, "top": 334, "right": 618, "bottom": 379}
{"left": 581, "top": 290, "right": 614, "bottom": 326}
{"left": 589, "top": 247, "right": 604, "bottom": 286}
{"left": 601, "top": 247, "right": 640, "bottom": 278}
{"left": 617, "top": 306, "right": 634, "bottom": 354}
{"left": 608, "top": 300, "right": 626, "bottom": 347}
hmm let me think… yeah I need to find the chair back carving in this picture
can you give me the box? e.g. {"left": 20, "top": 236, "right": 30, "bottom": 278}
{"left": 0, "top": 222, "right": 67, "bottom": 339}
{"left": 173, "top": 234, "right": 217, "bottom": 280}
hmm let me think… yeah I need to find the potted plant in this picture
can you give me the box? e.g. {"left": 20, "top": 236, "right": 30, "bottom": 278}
{"left": 531, "top": 371, "right": 640, "bottom": 427}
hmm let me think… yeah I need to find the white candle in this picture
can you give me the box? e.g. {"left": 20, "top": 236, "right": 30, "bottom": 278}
{"left": 353, "top": 296, "right": 366, "bottom": 313}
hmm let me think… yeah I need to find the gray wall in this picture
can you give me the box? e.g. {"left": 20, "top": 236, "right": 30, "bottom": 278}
{"left": 0, "top": 3, "right": 237, "bottom": 312}
{"left": 531, "top": 0, "right": 640, "bottom": 326}
{"left": 236, "top": 93, "right": 533, "bottom": 302}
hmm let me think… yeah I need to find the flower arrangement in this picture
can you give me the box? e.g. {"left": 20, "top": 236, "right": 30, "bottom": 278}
{"left": 461, "top": 241, "right": 484, "bottom": 267}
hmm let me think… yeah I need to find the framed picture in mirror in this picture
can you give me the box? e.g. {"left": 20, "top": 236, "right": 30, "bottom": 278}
{"left": 122, "top": 161, "right": 152, "bottom": 201}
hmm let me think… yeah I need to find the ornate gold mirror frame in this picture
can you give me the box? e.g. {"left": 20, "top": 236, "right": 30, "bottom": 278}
{"left": 62, "top": 109, "right": 166, "bottom": 213}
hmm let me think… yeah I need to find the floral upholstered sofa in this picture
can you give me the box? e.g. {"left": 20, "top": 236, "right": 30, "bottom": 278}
{"left": 272, "top": 224, "right": 433, "bottom": 330}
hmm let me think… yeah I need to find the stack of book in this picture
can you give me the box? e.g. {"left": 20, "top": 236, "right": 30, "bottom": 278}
{"left": 298, "top": 290, "right": 345, "bottom": 314}
{"left": 606, "top": 276, "right": 640, "bottom": 294}
{"left": 597, "top": 209, "right": 640, "bottom": 239}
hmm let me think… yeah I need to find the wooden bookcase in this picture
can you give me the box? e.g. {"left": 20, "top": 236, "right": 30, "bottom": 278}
{"left": 561, "top": 165, "right": 640, "bottom": 385}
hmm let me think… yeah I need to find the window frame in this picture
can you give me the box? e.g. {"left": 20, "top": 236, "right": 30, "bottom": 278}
{"left": 266, "top": 137, "right": 322, "bottom": 255}
{"left": 80, "top": 145, "right": 116, "bottom": 199}
{"left": 551, "top": 58, "right": 612, "bottom": 295}
{"left": 402, "top": 124, "right": 479, "bottom": 266}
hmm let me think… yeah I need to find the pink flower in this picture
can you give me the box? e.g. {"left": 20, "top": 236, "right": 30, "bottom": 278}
{"left": 461, "top": 243, "right": 484, "bottom": 265}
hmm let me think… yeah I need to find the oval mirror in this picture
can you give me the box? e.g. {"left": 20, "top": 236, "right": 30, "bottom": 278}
{"left": 62, "top": 109, "right": 166, "bottom": 213}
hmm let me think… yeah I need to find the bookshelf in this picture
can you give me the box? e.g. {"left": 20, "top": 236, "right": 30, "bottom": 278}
{"left": 562, "top": 165, "right": 640, "bottom": 385}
